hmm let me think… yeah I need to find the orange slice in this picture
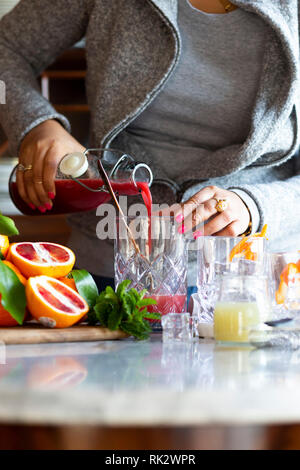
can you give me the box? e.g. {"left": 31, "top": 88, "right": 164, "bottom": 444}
{"left": 9, "top": 242, "right": 75, "bottom": 278}
{"left": 280, "top": 263, "right": 298, "bottom": 285}
{"left": 275, "top": 280, "right": 288, "bottom": 305}
{"left": 0, "top": 235, "right": 9, "bottom": 258}
{"left": 0, "top": 261, "right": 27, "bottom": 326}
{"left": 275, "top": 262, "right": 300, "bottom": 305}
{"left": 229, "top": 224, "right": 268, "bottom": 262}
{"left": 26, "top": 276, "right": 89, "bottom": 328}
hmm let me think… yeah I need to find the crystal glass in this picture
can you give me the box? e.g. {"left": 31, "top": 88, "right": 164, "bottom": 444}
{"left": 161, "top": 313, "right": 191, "bottom": 342}
{"left": 268, "top": 252, "right": 300, "bottom": 316}
{"left": 114, "top": 216, "right": 188, "bottom": 328}
{"left": 9, "top": 148, "right": 153, "bottom": 216}
{"left": 196, "top": 236, "right": 267, "bottom": 321}
{"left": 214, "top": 274, "right": 272, "bottom": 344}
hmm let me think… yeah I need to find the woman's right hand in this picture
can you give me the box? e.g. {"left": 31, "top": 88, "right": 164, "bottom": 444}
{"left": 17, "top": 120, "right": 86, "bottom": 212}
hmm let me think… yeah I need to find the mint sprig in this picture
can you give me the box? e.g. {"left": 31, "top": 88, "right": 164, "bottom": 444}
{"left": 89, "top": 280, "right": 160, "bottom": 340}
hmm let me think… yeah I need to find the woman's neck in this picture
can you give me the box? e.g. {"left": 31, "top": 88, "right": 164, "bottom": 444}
{"left": 188, "top": 0, "right": 228, "bottom": 14}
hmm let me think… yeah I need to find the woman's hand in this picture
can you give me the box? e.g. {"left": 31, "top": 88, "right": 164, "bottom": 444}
{"left": 175, "top": 186, "right": 250, "bottom": 237}
{"left": 17, "top": 120, "right": 86, "bottom": 212}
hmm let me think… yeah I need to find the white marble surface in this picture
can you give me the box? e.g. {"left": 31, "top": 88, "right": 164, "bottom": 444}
{"left": 1, "top": 335, "right": 300, "bottom": 426}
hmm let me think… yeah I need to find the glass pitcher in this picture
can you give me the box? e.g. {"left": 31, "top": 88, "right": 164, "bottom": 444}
{"left": 114, "top": 215, "right": 188, "bottom": 329}
{"left": 9, "top": 148, "right": 153, "bottom": 215}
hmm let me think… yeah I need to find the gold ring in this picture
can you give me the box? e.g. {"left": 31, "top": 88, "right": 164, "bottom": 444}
{"left": 35, "top": 180, "right": 43, "bottom": 184}
{"left": 24, "top": 165, "right": 33, "bottom": 172}
{"left": 213, "top": 198, "right": 228, "bottom": 213}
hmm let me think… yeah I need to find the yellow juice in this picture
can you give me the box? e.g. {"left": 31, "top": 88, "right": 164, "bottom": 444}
{"left": 214, "top": 302, "right": 260, "bottom": 343}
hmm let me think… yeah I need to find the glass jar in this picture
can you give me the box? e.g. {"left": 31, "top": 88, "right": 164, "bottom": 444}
{"left": 213, "top": 275, "right": 272, "bottom": 344}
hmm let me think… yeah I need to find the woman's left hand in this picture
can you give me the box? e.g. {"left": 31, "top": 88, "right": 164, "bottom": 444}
{"left": 175, "top": 186, "right": 250, "bottom": 237}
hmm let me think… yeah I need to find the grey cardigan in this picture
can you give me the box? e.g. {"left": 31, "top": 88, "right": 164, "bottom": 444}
{"left": 0, "top": 0, "right": 299, "bottom": 250}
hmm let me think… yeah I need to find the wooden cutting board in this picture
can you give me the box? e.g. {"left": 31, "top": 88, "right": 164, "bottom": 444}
{"left": 0, "top": 324, "right": 129, "bottom": 345}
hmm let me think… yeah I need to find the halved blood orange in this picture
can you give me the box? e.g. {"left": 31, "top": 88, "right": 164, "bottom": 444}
{"left": 26, "top": 276, "right": 89, "bottom": 328}
{"left": 8, "top": 242, "right": 75, "bottom": 278}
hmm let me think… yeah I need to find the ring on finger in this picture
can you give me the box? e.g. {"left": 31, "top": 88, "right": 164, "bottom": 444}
{"left": 23, "top": 165, "right": 33, "bottom": 172}
{"left": 213, "top": 197, "right": 228, "bottom": 213}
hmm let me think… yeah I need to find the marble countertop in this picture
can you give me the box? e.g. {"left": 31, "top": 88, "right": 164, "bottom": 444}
{"left": 0, "top": 334, "right": 300, "bottom": 426}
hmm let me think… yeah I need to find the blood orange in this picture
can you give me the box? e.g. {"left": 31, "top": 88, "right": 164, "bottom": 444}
{"left": 8, "top": 242, "right": 75, "bottom": 278}
{"left": 26, "top": 276, "right": 89, "bottom": 328}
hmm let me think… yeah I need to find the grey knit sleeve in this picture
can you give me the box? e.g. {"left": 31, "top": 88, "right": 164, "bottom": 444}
{"left": 0, "top": 0, "right": 91, "bottom": 155}
{"left": 230, "top": 170, "right": 300, "bottom": 245}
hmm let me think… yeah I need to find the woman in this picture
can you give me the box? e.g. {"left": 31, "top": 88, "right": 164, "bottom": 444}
{"left": 0, "top": 0, "right": 299, "bottom": 287}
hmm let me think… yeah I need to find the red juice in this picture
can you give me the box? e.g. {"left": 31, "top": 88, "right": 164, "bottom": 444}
{"left": 137, "top": 181, "right": 152, "bottom": 251}
{"left": 10, "top": 179, "right": 153, "bottom": 217}
{"left": 146, "top": 294, "right": 187, "bottom": 318}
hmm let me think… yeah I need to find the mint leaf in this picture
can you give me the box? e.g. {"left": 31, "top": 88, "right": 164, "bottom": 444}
{"left": 136, "top": 298, "right": 157, "bottom": 308}
{"left": 103, "top": 287, "right": 119, "bottom": 305}
{"left": 142, "top": 312, "right": 161, "bottom": 320}
{"left": 71, "top": 269, "right": 99, "bottom": 309}
{"left": 120, "top": 292, "right": 135, "bottom": 317}
{"left": 0, "top": 215, "right": 19, "bottom": 236}
{"left": 129, "top": 288, "right": 140, "bottom": 302}
{"left": 107, "top": 303, "right": 123, "bottom": 330}
{"left": 116, "top": 279, "right": 131, "bottom": 298}
{"left": 120, "top": 319, "right": 151, "bottom": 340}
{"left": 93, "top": 301, "right": 111, "bottom": 326}
{"left": 87, "top": 308, "right": 98, "bottom": 326}
{"left": 0, "top": 260, "right": 26, "bottom": 324}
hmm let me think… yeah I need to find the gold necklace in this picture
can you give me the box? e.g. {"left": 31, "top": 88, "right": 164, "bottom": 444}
{"left": 218, "top": 0, "right": 238, "bottom": 13}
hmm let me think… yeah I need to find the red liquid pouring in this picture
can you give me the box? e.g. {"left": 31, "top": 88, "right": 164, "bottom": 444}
{"left": 10, "top": 179, "right": 152, "bottom": 217}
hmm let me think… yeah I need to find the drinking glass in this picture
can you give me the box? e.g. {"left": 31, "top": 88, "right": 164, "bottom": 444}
{"left": 268, "top": 252, "right": 300, "bottom": 316}
{"left": 114, "top": 216, "right": 188, "bottom": 329}
{"left": 214, "top": 274, "right": 272, "bottom": 344}
{"left": 196, "top": 236, "right": 267, "bottom": 321}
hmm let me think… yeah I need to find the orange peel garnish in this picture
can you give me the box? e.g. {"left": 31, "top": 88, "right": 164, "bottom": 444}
{"left": 229, "top": 224, "right": 268, "bottom": 262}
{"left": 275, "top": 261, "right": 300, "bottom": 305}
